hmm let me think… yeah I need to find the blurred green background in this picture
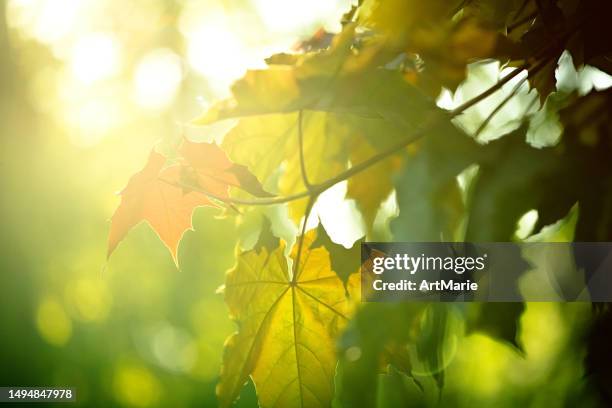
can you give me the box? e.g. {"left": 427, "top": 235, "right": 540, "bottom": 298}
{"left": 0, "top": 0, "right": 609, "bottom": 407}
{"left": 0, "top": 1, "right": 347, "bottom": 406}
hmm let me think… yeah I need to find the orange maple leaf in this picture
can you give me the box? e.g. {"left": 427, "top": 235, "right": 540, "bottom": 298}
{"left": 179, "top": 140, "right": 272, "bottom": 198}
{"left": 108, "top": 142, "right": 270, "bottom": 265}
{"left": 108, "top": 150, "right": 211, "bottom": 264}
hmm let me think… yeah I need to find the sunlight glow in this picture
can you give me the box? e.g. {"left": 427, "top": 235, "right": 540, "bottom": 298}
{"left": 133, "top": 49, "right": 183, "bottom": 110}
{"left": 179, "top": 0, "right": 350, "bottom": 95}
{"left": 185, "top": 21, "right": 257, "bottom": 90}
{"left": 308, "top": 181, "right": 365, "bottom": 247}
{"left": 254, "top": 0, "right": 347, "bottom": 33}
{"left": 65, "top": 96, "right": 123, "bottom": 146}
{"left": 7, "top": 0, "right": 85, "bottom": 46}
{"left": 70, "top": 33, "right": 122, "bottom": 84}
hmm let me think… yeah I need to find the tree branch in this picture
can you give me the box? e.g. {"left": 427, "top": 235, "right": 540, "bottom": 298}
{"left": 165, "top": 51, "right": 560, "bottom": 208}
{"left": 472, "top": 55, "right": 554, "bottom": 138}
{"left": 449, "top": 64, "right": 528, "bottom": 115}
{"left": 507, "top": 10, "right": 538, "bottom": 33}
{"left": 473, "top": 77, "right": 530, "bottom": 138}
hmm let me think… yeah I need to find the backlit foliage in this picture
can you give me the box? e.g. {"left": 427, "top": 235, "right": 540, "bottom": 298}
{"left": 109, "top": 1, "right": 612, "bottom": 406}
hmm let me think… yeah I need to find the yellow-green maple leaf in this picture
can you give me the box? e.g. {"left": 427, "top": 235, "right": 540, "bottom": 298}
{"left": 218, "top": 230, "right": 352, "bottom": 408}
{"left": 221, "top": 111, "right": 351, "bottom": 222}
{"left": 221, "top": 110, "right": 411, "bottom": 225}
{"left": 195, "top": 27, "right": 436, "bottom": 224}
{"left": 347, "top": 140, "right": 403, "bottom": 228}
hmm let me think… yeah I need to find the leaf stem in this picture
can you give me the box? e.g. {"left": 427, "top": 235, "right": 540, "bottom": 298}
{"left": 292, "top": 195, "right": 316, "bottom": 283}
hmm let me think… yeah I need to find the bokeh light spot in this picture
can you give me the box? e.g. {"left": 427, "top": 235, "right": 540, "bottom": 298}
{"left": 36, "top": 296, "right": 73, "bottom": 346}
{"left": 113, "top": 364, "right": 161, "bottom": 407}
{"left": 7, "top": 0, "right": 85, "bottom": 46}
{"left": 70, "top": 33, "right": 122, "bottom": 85}
{"left": 185, "top": 21, "right": 253, "bottom": 89}
{"left": 65, "top": 278, "right": 112, "bottom": 323}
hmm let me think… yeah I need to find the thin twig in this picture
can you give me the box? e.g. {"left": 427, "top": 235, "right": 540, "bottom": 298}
{"left": 450, "top": 40, "right": 560, "bottom": 116}
{"left": 159, "top": 178, "right": 310, "bottom": 205}
{"left": 297, "top": 110, "right": 313, "bottom": 190}
{"left": 511, "top": 0, "right": 532, "bottom": 24}
{"left": 166, "top": 115, "right": 430, "bottom": 206}
{"left": 472, "top": 54, "right": 557, "bottom": 138}
{"left": 312, "top": 117, "right": 434, "bottom": 193}
{"left": 507, "top": 10, "right": 537, "bottom": 33}
{"left": 472, "top": 76, "right": 528, "bottom": 139}
{"left": 449, "top": 0, "right": 469, "bottom": 18}
{"left": 449, "top": 64, "right": 528, "bottom": 115}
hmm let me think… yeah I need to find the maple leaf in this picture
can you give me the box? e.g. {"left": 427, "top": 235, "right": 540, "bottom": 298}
{"left": 408, "top": 17, "right": 517, "bottom": 92}
{"left": 391, "top": 120, "right": 477, "bottom": 242}
{"left": 311, "top": 222, "right": 363, "bottom": 284}
{"left": 108, "top": 143, "right": 270, "bottom": 264}
{"left": 107, "top": 151, "right": 211, "bottom": 264}
{"left": 218, "top": 229, "right": 353, "bottom": 408}
{"left": 179, "top": 140, "right": 271, "bottom": 198}
{"left": 220, "top": 111, "right": 351, "bottom": 222}
{"left": 358, "top": 0, "right": 453, "bottom": 40}
{"left": 214, "top": 75, "right": 432, "bottom": 223}
{"left": 192, "top": 29, "right": 440, "bottom": 225}
{"left": 347, "top": 141, "right": 402, "bottom": 229}
{"left": 220, "top": 110, "right": 409, "bottom": 225}
{"left": 358, "top": 0, "right": 519, "bottom": 93}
